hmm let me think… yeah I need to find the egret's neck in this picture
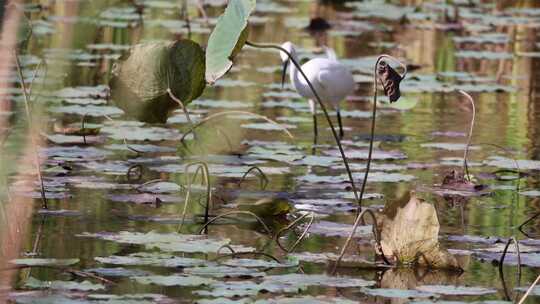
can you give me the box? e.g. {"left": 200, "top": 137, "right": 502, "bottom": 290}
{"left": 287, "top": 52, "right": 304, "bottom": 93}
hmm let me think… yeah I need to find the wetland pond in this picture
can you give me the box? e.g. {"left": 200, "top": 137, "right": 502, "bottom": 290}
{"left": 1, "top": 0, "right": 540, "bottom": 303}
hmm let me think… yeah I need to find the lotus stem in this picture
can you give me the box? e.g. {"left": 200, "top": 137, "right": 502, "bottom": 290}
{"left": 275, "top": 212, "right": 314, "bottom": 253}
{"left": 238, "top": 166, "right": 269, "bottom": 190}
{"left": 179, "top": 110, "right": 293, "bottom": 143}
{"left": 499, "top": 237, "right": 521, "bottom": 283}
{"left": 14, "top": 52, "right": 47, "bottom": 209}
{"left": 178, "top": 161, "right": 212, "bottom": 233}
{"left": 457, "top": 90, "right": 475, "bottom": 181}
{"left": 167, "top": 88, "right": 194, "bottom": 128}
{"left": 518, "top": 212, "right": 540, "bottom": 236}
{"left": 518, "top": 274, "right": 540, "bottom": 304}
{"left": 245, "top": 40, "right": 360, "bottom": 203}
{"left": 197, "top": 210, "right": 272, "bottom": 235}
{"left": 333, "top": 208, "right": 390, "bottom": 273}
{"left": 334, "top": 55, "right": 406, "bottom": 272}
{"left": 213, "top": 251, "right": 282, "bottom": 264}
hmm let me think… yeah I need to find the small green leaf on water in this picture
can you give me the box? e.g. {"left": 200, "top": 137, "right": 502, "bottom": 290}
{"left": 205, "top": 0, "right": 256, "bottom": 84}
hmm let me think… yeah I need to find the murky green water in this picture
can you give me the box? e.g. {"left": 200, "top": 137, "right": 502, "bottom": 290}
{"left": 1, "top": 0, "right": 540, "bottom": 303}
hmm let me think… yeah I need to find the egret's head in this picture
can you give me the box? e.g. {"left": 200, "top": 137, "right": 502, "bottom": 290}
{"left": 280, "top": 42, "right": 295, "bottom": 88}
{"left": 279, "top": 41, "right": 295, "bottom": 62}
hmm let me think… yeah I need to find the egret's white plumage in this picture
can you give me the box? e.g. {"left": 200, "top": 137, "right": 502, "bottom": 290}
{"left": 280, "top": 41, "right": 355, "bottom": 139}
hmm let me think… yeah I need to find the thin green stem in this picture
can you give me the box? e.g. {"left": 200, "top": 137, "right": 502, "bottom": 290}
{"left": 246, "top": 41, "right": 360, "bottom": 203}
{"left": 275, "top": 212, "right": 314, "bottom": 253}
{"left": 458, "top": 90, "right": 475, "bottom": 181}
{"left": 15, "top": 53, "right": 47, "bottom": 209}
{"left": 238, "top": 166, "right": 269, "bottom": 190}
{"left": 178, "top": 162, "right": 212, "bottom": 233}
{"left": 180, "top": 110, "right": 293, "bottom": 143}
{"left": 197, "top": 210, "right": 271, "bottom": 235}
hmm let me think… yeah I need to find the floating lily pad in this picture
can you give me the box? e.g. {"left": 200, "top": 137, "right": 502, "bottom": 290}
{"left": 221, "top": 257, "right": 298, "bottom": 269}
{"left": 133, "top": 275, "right": 215, "bottom": 286}
{"left": 305, "top": 221, "right": 372, "bottom": 238}
{"left": 86, "top": 267, "right": 151, "bottom": 277}
{"left": 415, "top": 285, "right": 497, "bottom": 296}
{"left": 95, "top": 252, "right": 208, "bottom": 268}
{"left": 78, "top": 231, "right": 253, "bottom": 253}
{"left": 11, "top": 258, "right": 79, "bottom": 267}
{"left": 25, "top": 277, "right": 105, "bottom": 291}
{"left": 184, "top": 265, "right": 265, "bottom": 278}
{"left": 421, "top": 143, "right": 480, "bottom": 151}
{"left": 361, "top": 287, "right": 437, "bottom": 299}
{"left": 137, "top": 181, "right": 182, "bottom": 193}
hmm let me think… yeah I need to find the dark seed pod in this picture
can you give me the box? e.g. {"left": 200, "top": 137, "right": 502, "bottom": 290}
{"left": 377, "top": 60, "right": 402, "bottom": 103}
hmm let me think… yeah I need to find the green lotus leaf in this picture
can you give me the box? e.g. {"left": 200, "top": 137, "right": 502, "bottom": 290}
{"left": 110, "top": 39, "right": 205, "bottom": 123}
{"left": 205, "top": 0, "right": 256, "bottom": 84}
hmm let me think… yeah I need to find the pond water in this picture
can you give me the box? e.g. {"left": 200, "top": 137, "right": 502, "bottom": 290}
{"left": 1, "top": 0, "right": 540, "bottom": 303}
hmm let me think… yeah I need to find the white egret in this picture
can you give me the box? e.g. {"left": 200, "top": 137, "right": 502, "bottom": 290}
{"left": 279, "top": 41, "right": 355, "bottom": 141}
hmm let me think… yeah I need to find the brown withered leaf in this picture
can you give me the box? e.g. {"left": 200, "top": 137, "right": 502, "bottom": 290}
{"left": 378, "top": 191, "right": 461, "bottom": 270}
{"left": 377, "top": 60, "right": 402, "bottom": 103}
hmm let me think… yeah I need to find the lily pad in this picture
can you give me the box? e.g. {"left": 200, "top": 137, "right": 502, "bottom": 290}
{"left": 25, "top": 277, "right": 104, "bottom": 291}
{"left": 95, "top": 252, "right": 208, "bottom": 268}
{"left": 133, "top": 274, "right": 215, "bottom": 286}
{"left": 416, "top": 285, "right": 497, "bottom": 296}
{"left": 78, "top": 231, "right": 253, "bottom": 253}
{"left": 11, "top": 258, "right": 79, "bottom": 267}
{"left": 361, "top": 288, "right": 437, "bottom": 299}
{"left": 184, "top": 265, "right": 265, "bottom": 278}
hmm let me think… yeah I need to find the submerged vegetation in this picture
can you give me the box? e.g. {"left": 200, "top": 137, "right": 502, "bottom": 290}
{"left": 0, "top": 0, "right": 540, "bottom": 303}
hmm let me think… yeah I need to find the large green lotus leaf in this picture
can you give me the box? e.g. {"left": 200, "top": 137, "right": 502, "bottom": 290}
{"left": 110, "top": 39, "right": 205, "bottom": 123}
{"left": 205, "top": 0, "right": 256, "bottom": 84}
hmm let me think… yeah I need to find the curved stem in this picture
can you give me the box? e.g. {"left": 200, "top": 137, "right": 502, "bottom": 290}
{"left": 238, "top": 165, "right": 269, "bottom": 190}
{"left": 246, "top": 41, "right": 360, "bottom": 203}
{"left": 197, "top": 210, "right": 272, "bottom": 235}
{"left": 180, "top": 110, "right": 293, "bottom": 143}
{"left": 499, "top": 236, "right": 522, "bottom": 284}
{"left": 275, "top": 212, "right": 314, "bottom": 253}
{"left": 333, "top": 208, "right": 389, "bottom": 273}
{"left": 518, "top": 212, "right": 540, "bottom": 236}
{"left": 358, "top": 55, "right": 408, "bottom": 210}
{"left": 477, "top": 142, "right": 521, "bottom": 189}
{"left": 212, "top": 251, "right": 282, "bottom": 264}
{"left": 178, "top": 162, "right": 212, "bottom": 233}
{"left": 333, "top": 55, "right": 406, "bottom": 272}
{"left": 457, "top": 90, "right": 475, "bottom": 181}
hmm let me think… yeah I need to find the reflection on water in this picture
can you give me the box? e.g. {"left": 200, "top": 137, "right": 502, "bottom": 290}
{"left": 1, "top": 0, "right": 540, "bottom": 302}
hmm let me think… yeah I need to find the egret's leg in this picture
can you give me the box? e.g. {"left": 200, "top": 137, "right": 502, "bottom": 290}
{"left": 309, "top": 99, "right": 318, "bottom": 146}
{"left": 337, "top": 108, "right": 344, "bottom": 139}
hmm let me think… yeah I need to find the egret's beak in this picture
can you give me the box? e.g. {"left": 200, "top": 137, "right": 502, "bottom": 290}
{"left": 281, "top": 60, "right": 289, "bottom": 89}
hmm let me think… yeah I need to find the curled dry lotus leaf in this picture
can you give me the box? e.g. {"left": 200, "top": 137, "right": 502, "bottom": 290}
{"left": 378, "top": 191, "right": 461, "bottom": 270}
{"left": 110, "top": 39, "right": 205, "bottom": 123}
{"left": 377, "top": 60, "right": 402, "bottom": 103}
